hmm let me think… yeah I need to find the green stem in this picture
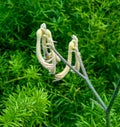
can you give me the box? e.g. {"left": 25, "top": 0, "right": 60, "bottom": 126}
{"left": 4, "top": 76, "right": 26, "bottom": 84}
{"left": 50, "top": 45, "right": 107, "bottom": 110}
{"left": 50, "top": 45, "right": 120, "bottom": 126}
{"left": 106, "top": 78, "right": 120, "bottom": 127}
{"left": 85, "top": 77, "right": 107, "bottom": 111}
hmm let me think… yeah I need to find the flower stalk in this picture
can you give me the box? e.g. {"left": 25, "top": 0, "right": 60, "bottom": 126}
{"left": 36, "top": 23, "right": 120, "bottom": 127}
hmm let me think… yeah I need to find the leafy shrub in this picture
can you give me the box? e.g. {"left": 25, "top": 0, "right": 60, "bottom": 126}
{"left": 0, "top": 0, "right": 120, "bottom": 126}
{"left": 0, "top": 87, "right": 50, "bottom": 127}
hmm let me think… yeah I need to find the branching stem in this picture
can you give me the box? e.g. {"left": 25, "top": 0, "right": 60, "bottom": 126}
{"left": 40, "top": 28, "right": 120, "bottom": 126}
{"left": 49, "top": 45, "right": 107, "bottom": 110}
{"left": 49, "top": 44, "right": 120, "bottom": 127}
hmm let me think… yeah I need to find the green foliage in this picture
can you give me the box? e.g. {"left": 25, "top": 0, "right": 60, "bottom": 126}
{"left": 0, "top": 87, "right": 50, "bottom": 127}
{"left": 0, "top": 0, "right": 120, "bottom": 126}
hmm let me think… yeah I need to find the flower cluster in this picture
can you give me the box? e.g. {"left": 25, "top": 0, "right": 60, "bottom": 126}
{"left": 36, "top": 23, "right": 60, "bottom": 74}
{"left": 36, "top": 23, "right": 81, "bottom": 81}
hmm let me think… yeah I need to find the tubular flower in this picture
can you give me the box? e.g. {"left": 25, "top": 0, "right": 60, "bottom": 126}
{"left": 41, "top": 25, "right": 61, "bottom": 63}
{"left": 41, "top": 23, "right": 52, "bottom": 60}
{"left": 72, "top": 35, "right": 80, "bottom": 72}
{"left": 36, "top": 23, "right": 60, "bottom": 74}
{"left": 54, "top": 35, "right": 80, "bottom": 81}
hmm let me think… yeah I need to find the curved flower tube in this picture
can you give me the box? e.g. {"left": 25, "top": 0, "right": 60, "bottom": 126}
{"left": 41, "top": 26, "right": 61, "bottom": 63}
{"left": 36, "top": 23, "right": 56, "bottom": 74}
{"left": 72, "top": 35, "right": 80, "bottom": 71}
{"left": 54, "top": 35, "right": 80, "bottom": 81}
{"left": 41, "top": 24, "right": 52, "bottom": 60}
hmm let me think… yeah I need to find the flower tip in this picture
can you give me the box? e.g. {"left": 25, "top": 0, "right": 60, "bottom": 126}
{"left": 40, "top": 23, "right": 46, "bottom": 29}
{"left": 72, "top": 35, "right": 78, "bottom": 41}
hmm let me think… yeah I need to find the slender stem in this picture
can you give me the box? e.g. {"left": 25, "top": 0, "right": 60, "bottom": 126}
{"left": 4, "top": 76, "right": 26, "bottom": 84}
{"left": 85, "top": 77, "right": 107, "bottom": 111}
{"left": 78, "top": 53, "right": 88, "bottom": 77}
{"left": 50, "top": 45, "right": 107, "bottom": 110}
{"left": 49, "top": 44, "right": 120, "bottom": 126}
{"left": 107, "top": 78, "right": 120, "bottom": 112}
{"left": 78, "top": 53, "right": 106, "bottom": 110}
{"left": 106, "top": 78, "right": 120, "bottom": 127}
{"left": 106, "top": 111, "right": 110, "bottom": 127}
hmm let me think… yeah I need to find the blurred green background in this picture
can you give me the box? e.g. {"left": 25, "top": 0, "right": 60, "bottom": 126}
{"left": 0, "top": 0, "right": 120, "bottom": 126}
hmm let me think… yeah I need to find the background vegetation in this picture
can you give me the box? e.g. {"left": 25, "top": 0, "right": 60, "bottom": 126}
{"left": 0, "top": 0, "right": 120, "bottom": 126}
